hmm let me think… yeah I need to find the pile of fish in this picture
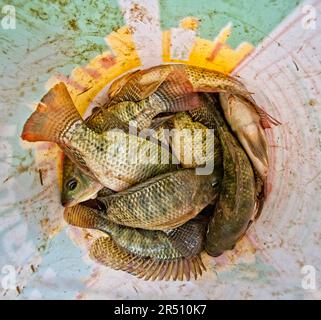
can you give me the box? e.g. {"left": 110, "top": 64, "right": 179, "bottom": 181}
{"left": 21, "top": 64, "right": 280, "bottom": 281}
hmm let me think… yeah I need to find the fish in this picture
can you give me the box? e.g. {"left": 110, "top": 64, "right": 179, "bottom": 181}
{"left": 190, "top": 93, "right": 266, "bottom": 226}
{"left": 61, "top": 98, "right": 207, "bottom": 206}
{"left": 90, "top": 237, "right": 206, "bottom": 281}
{"left": 202, "top": 94, "right": 256, "bottom": 257}
{"left": 106, "top": 64, "right": 280, "bottom": 131}
{"left": 61, "top": 98, "right": 174, "bottom": 206}
{"left": 96, "top": 168, "right": 219, "bottom": 231}
{"left": 219, "top": 93, "right": 269, "bottom": 178}
{"left": 102, "top": 66, "right": 202, "bottom": 128}
{"left": 61, "top": 105, "right": 116, "bottom": 207}
{"left": 21, "top": 82, "right": 178, "bottom": 192}
{"left": 64, "top": 204, "right": 207, "bottom": 280}
{"left": 188, "top": 93, "right": 219, "bottom": 130}
{"left": 163, "top": 112, "right": 222, "bottom": 172}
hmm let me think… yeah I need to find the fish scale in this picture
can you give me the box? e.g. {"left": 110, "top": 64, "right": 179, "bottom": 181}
{"left": 64, "top": 204, "right": 207, "bottom": 280}
{"left": 97, "top": 168, "right": 218, "bottom": 231}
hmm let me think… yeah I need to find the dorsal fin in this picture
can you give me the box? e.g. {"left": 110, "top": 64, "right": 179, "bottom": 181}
{"left": 90, "top": 237, "right": 206, "bottom": 281}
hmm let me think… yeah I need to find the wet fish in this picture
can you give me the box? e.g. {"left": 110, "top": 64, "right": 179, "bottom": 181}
{"left": 163, "top": 112, "right": 222, "bottom": 171}
{"left": 21, "top": 83, "right": 177, "bottom": 192}
{"left": 61, "top": 98, "right": 172, "bottom": 206}
{"left": 219, "top": 93, "right": 269, "bottom": 178}
{"left": 97, "top": 168, "right": 219, "bottom": 231}
{"left": 61, "top": 104, "right": 206, "bottom": 207}
{"left": 202, "top": 94, "right": 256, "bottom": 257}
{"left": 106, "top": 64, "right": 280, "bottom": 131}
{"left": 64, "top": 204, "right": 207, "bottom": 280}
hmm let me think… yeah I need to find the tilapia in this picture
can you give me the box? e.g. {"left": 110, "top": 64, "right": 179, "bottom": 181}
{"left": 219, "top": 93, "right": 269, "bottom": 178}
{"left": 107, "top": 64, "right": 279, "bottom": 129}
{"left": 64, "top": 204, "right": 207, "bottom": 280}
{"left": 106, "top": 64, "right": 279, "bottom": 177}
{"left": 202, "top": 94, "right": 256, "bottom": 257}
{"left": 97, "top": 168, "right": 219, "bottom": 231}
{"left": 61, "top": 97, "right": 177, "bottom": 206}
{"left": 21, "top": 83, "right": 177, "bottom": 192}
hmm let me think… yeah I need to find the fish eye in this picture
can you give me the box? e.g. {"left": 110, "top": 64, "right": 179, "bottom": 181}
{"left": 67, "top": 179, "right": 78, "bottom": 191}
{"left": 97, "top": 200, "right": 106, "bottom": 211}
{"left": 211, "top": 179, "right": 219, "bottom": 188}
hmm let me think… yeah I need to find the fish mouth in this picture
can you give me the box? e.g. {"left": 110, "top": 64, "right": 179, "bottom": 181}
{"left": 61, "top": 197, "right": 76, "bottom": 207}
{"left": 61, "top": 186, "right": 102, "bottom": 207}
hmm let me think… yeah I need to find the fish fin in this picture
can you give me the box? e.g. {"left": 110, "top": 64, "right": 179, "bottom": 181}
{"left": 108, "top": 70, "right": 141, "bottom": 99}
{"left": 150, "top": 261, "right": 165, "bottom": 281}
{"left": 192, "top": 256, "right": 203, "bottom": 276}
{"left": 149, "top": 115, "right": 175, "bottom": 130}
{"left": 165, "top": 220, "right": 206, "bottom": 258}
{"left": 183, "top": 259, "right": 191, "bottom": 281}
{"left": 165, "top": 93, "right": 201, "bottom": 112}
{"left": 64, "top": 204, "right": 107, "bottom": 231}
{"left": 90, "top": 236, "right": 205, "bottom": 281}
{"left": 142, "top": 260, "right": 159, "bottom": 281}
{"left": 136, "top": 68, "right": 175, "bottom": 100}
{"left": 90, "top": 236, "right": 136, "bottom": 271}
{"left": 197, "top": 255, "right": 206, "bottom": 271}
{"left": 158, "top": 68, "right": 193, "bottom": 95}
{"left": 21, "top": 83, "right": 82, "bottom": 143}
{"left": 139, "top": 257, "right": 204, "bottom": 281}
{"left": 255, "top": 105, "right": 281, "bottom": 128}
{"left": 171, "top": 259, "right": 179, "bottom": 281}
{"left": 189, "top": 258, "right": 197, "bottom": 280}
{"left": 236, "top": 94, "right": 281, "bottom": 129}
{"left": 153, "top": 70, "right": 201, "bottom": 112}
{"left": 164, "top": 260, "right": 174, "bottom": 281}
{"left": 157, "top": 261, "right": 169, "bottom": 281}
{"left": 177, "top": 258, "right": 184, "bottom": 281}
{"left": 241, "top": 126, "right": 269, "bottom": 177}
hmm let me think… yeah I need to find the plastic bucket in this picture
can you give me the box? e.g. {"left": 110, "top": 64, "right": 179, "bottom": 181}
{"left": 0, "top": 0, "right": 321, "bottom": 299}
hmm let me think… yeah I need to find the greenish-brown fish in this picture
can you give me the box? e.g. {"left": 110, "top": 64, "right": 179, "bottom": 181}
{"left": 107, "top": 63, "right": 279, "bottom": 177}
{"left": 21, "top": 83, "right": 178, "bottom": 192}
{"left": 64, "top": 204, "right": 207, "bottom": 280}
{"left": 61, "top": 98, "right": 173, "bottom": 206}
{"left": 61, "top": 105, "right": 119, "bottom": 207}
{"left": 97, "top": 168, "right": 219, "bottom": 231}
{"left": 199, "top": 94, "right": 256, "bottom": 257}
{"left": 107, "top": 64, "right": 279, "bottom": 127}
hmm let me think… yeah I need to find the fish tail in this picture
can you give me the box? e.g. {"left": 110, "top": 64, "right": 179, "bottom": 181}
{"left": 64, "top": 204, "right": 109, "bottom": 233}
{"left": 21, "top": 83, "right": 82, "bottom": 144}
{"left": 165, "top": 220, "right": 207, "bottom": 258}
